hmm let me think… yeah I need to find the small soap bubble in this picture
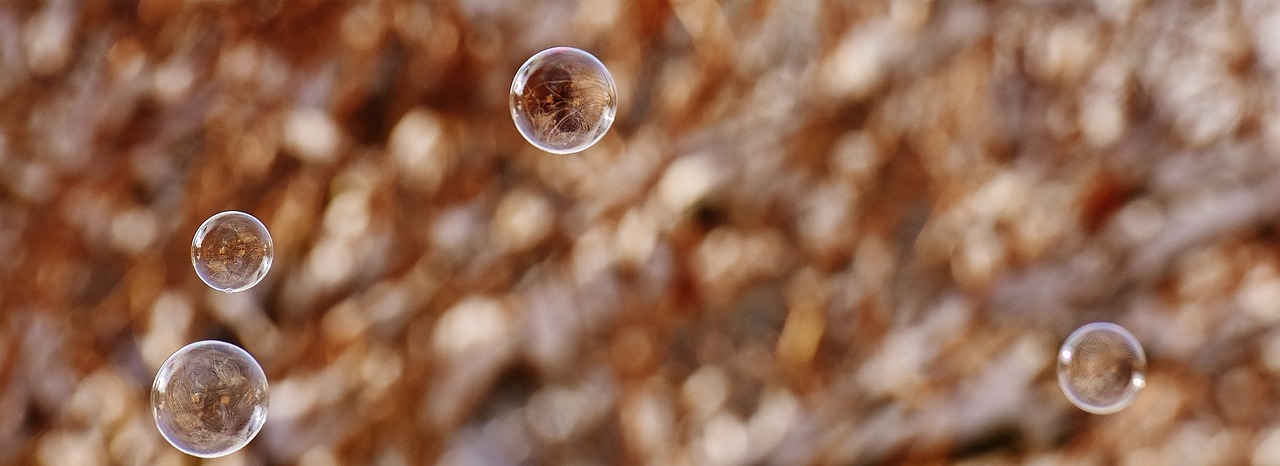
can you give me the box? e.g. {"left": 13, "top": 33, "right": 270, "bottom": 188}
{"left": 1057, "top": 322, "right": 1146, "bottom": 414}
{"left": 191, "top": 211, "right": 273, "bottom": 293}
{"left": 510, "top": 47, "right": 617, "bottom": 154}
{"left": 152, "top": 340, "right": 269, "bottom": 458}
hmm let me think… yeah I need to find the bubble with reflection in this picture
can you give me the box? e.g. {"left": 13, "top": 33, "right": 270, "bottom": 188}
{"left": 510, "top": 47, "right": 617, "bottom": 154}
{"left": 1057, "top": 322, "right": 1146, "bottom": 414}
{"left": 191, "top": 211, "right": 273, "bottom": 293}
{"left": 152, "top": 340, "right": 269, "bottom": 458}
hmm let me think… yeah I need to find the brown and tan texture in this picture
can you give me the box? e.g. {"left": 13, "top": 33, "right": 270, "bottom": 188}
{"left": 3, "top": 0, "right": 1280, "bottom": 464}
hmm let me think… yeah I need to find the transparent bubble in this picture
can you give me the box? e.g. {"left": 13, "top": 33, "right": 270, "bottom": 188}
{"left": 510, "top": 47, "right": 617, "bottom": 155}
{"left": 1057, "top": 322, "right": 1146, "bottom": 414}
{"left": 152, "top": 340, "right": 269, "bottom": 458}
{"left": 191, "top": 211, "right": 273, "bottom": 293}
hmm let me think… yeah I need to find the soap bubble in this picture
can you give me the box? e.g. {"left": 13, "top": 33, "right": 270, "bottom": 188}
{"left": 510, "top": 47, "right": 617, "bottom": 154}
{"left": 191, "top": 211, "right": 273, "bottom": 293}
{"left": 152, "top": 340, "right": 269, "bottom": 458}
{"left": 1057, "top": 322, "right": 1146, "bottom": 414}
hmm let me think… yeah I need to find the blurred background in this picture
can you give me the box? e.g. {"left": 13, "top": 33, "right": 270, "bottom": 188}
{"left": 2, "top": 0, "right": 1280, "bottom": 464}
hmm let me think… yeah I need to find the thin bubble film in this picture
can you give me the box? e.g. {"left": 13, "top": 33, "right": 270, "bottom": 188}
{"left": 191, "top": 211, "right": 274, "bottom": 293}
{"left": 1057, "top": 322, "right": 1146, "bottom": 414}
{"left": 510, "top": 47, "right": 617, "bottom": 155}
{"left": 151, "top": 340, "right": 269, "bottom": 458}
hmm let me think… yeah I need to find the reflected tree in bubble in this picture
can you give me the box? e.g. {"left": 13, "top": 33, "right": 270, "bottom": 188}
{"left": 510, "top": 47, "right": 617, "bottom": 155}
{"left": 191, "top": 211, "right": 274, "bottom": 293}
{"left": 152, "top": 340, "right": 269, "bottom": 458}
{"left": 1057, "top": 322, "right": 1146, "bottom": 414}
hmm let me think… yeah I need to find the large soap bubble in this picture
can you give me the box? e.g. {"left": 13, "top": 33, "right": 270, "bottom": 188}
{"left": 1057, "top": 322, "right": 1146, "bottom": 414}
{"left": 152, "top": 340, "right": 269, "bottom": 458}
{"left": 510, "top": 47, "right": 617, "bottom": 154}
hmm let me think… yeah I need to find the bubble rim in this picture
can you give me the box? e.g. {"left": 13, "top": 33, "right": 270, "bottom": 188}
{"left": 151, "top": 339, "right": 270, "bottom": 458}
{"left": 190, "top": 210, "right": 275, "bottom": 293}
{"left": 1056, "top": 321, "right": 1147, "bottom": 415}
{"left": 509, "top": 46, "right": 618, "bottom": 155}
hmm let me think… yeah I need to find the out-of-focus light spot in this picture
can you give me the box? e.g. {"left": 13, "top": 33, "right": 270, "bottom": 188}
{"left": 432, "top": 296, "right": 511, "bottom": 358}
{"left": 23, "top": 5, "right": 72, "bottom": 77}
{"left": 217, "top": 42, "right": 259, "bottom": 84}
{"left": 306, "top": 237, "right": 354, "bottom": 287}
{"left": 360, "top": 345, "right": 403, "bottom": 396}
{"left": 1028, "top": 19, "right": 1097, "bottom": 83}
{"left": 431, "top": 205, "right": 481, "bottom": 256}
{"left": 571, "top": 225, "right": 613, "bottom": 281}
{"left": 37, "top": 430, "right": 106, "bottom": 466}
{"left": 108, "top": 416, "right": 161, "bottom": 465}
{"left": 1163, "top": 63, "right": 1242, "bottom": 146}
{"left": 268, "top": 375, "right": 321, "bottom": 422}
{"left": 574, "top": 0, "right": 620, "bottom": 33}
{"left": 668, "top": 0, "right": 732, "bottom": 58}
{"left": 15, "top": 161, "right": 55, "bottom": 203}
{"left": 298, "top": 447, "right": 341, "bottom": 466}
{"left": 526, "top": 386, "right": 589, "bottom": 442}
{"left": 657, "top": 58, "right": 700, "bottom": 116}
{"left": 152, "top": 60, "right": 195, "bottom": 104}
{"left": 323, "top": 189, "right": 372, "bottom": 239}
{"left": 388, "top": 108, "right": 448, "bottom": 194}
{"left": 831, "top": 131, "right": 881, "bottom": 186}
{"left": 110, "top": 207, "right": 158, "bottom": 256}
{"left": 823, "top": 23, "right": 892, "bottom": 99}
{"left": 796, "top": 180, "right": 855, "bottom": 255}
{"left": 341, "top": 3, "right": 383, "bottom": 51}
{"left": 657, "top": 155, "right": 720, "bottom": 217}
{"left": 255, "top": 48, "right": 290, "bottom": 95}
{"left": 1094, "top": 0, "right": 1138, "bottom": 22}
{"left": 746, "top": 389, "right": 799, "bottom": 459}
{"left": 616, "top": 208, "right": 657, "bottom": 265}
{"left": 1081, "top": 91, "right": 1126, "bottom": 147}
{"left": 66, "top": 370, "right": 130, "bottom": 428}
{"left": 859, "top": 329, "right": 927, "bottom": 399}
{"left": 1238, "top": 264, "right": 1280, "bottom": 323}
{"left": 1254, "top": 427, "right": 1280, "bottom": 466}
{"left": 682, "top": 365, "right": 729, "bottom": 420}
{"left": 1161, "top": 423, "right": 1233, "bottom": 465}
{"left": 284, "top": 108, "right": 340, "bottom": 163}
{"left": 695, "top": 229, "right": 744, "bottom": 283}
{"left": 701, "top": 412, "right": 749, "bottom": 466}
{"left": 951, "top": 223, "right": 1005, "bottom": 289}
{"left": 491, "top": 189, "right": 554, "bottom": 253}
{"left": 1114, "top": 197, "right": 1164, "bottom": 243}
{"left": 322, "top": 300, "right": 368, "bottom": 344}
{"left": 963, "top": 171, "right": 1028, "bottom": 222}
{"left": 621, "top": 385, "right": 675, "bottom": 455}
{"left": 890, "top": 0, "right": 932, "bottom": 31}
{"left": 1175, "top": 247, "right": 1231, "bottom": 300}
{"left": 141, "top": 292, "right": 194, "bottom": 370}
{"left": 392, "top": 2, "right": 432, "bottom": 44}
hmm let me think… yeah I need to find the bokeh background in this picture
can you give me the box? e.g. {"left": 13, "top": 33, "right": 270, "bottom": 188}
{"left": 3, "top": 0, "right": 1280, "bottom": 464}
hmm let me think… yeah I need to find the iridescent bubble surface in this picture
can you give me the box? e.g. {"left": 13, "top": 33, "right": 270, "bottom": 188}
{"left": 510, "top": 47, "right": 617, "bottom": 154}
{"left": 1057, "top": 322, "right": 1146, "bottom": 414}
{"left": 191, "top": 211, "right": 273, "bottom": 293}
{"left": 152, "top": 340, "right": 269, "bottom": 458}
